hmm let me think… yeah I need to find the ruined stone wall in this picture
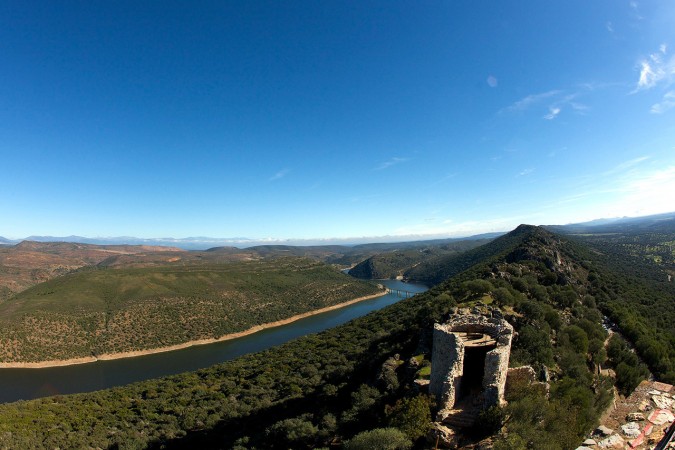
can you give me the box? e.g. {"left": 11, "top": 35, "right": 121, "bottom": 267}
{"left": 482, "top": 341, "right": 511, "bottom": 408}
{"left": 430, "top": 323, "right": 464, "bottom": 412}
{"left": 430, "top": 312, "right": 514, "bottom": 417}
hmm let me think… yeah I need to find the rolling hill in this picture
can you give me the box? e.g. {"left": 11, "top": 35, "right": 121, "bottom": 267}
{"left": 348, "top": 239, "right": 490, "bottom": 280}
{"left": 0, "top": 241, "right": 184, "bottom": 301}
{"left": 0, "top": 224, "right": 670, "bottom": 448}
{"left": 0, "top": 257, "right": 381, "bottom": 363}
{"left": 0, "top": 234, "right": 499, "bottom": 300}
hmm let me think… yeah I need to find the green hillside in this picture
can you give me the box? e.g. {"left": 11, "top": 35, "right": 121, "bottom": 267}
{"left": 564, "top": 231, "right": 675, "bottom": 382}
{"left": 0, "top": 225, "right": 670, "bottom": 449}
{"left": 348, "top": 239, "right": 488, "bottom": 280}
{"left": 0, "top": 226, "right": 675, "bottom": 450}
{"left": 0, "top": 257, "right": 381, "bottom": 363}
{"left": 404, "top": 224, "right": 538, "bottom": 286}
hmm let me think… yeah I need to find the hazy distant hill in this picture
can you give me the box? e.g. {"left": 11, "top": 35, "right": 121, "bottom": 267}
{"left": 0, "top": 241, "right": 185, "bottom": 301}
{"left": 0, "top": 232, "right": 505, "bottom": 250}
{"left": 348, "top": 239, "right": 491, "bottom": 280}
{"left": 0, "top": 233, "right": 502, "bottom": 300}
{"left": 5, "top": 235, "right": 256, "bottom": 250}
{"left": 547, "top": 211, "right": 675, "bottom": 234}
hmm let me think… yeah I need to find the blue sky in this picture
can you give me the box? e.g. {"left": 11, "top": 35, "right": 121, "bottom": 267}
{"left": 1, "top": 1, "right": 674, "bottom": 242}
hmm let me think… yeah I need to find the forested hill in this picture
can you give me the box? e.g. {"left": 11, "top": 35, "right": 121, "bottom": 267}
{"left": 0, "top": 225, "right": 670, "bottom": 449}
{"left": 0, "top": 258, "right": 381, "bottom": 363}
{"left": 348, "top": 239, "right": 489, "bottom": 280}
{"left": 404, "top": 224, "right": 541, "bottom": 286}
{"left": 561, "top": 225, "right": 675, "bottom": 383}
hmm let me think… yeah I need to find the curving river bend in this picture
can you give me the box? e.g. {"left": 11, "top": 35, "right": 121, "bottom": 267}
{"left": 0, "top": 279, "right": 426, "bottom": 403}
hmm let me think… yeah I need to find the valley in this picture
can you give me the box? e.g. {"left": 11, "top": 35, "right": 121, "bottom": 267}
{"left": 0, "top": 216, "right": 672, "bottom": 448}
{"left": 0, "top": 258, "right": 381, "bottom": 364}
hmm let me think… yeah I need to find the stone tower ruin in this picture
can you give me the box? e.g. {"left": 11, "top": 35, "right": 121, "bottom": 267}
{"left": 429, "top": 312, "right": 513, "bottom": 422}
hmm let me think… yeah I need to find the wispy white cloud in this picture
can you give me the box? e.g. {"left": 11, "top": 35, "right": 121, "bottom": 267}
{"left": 634, "top": 44, "right": 675, "bottom": 91}
{"left": 501, "top": 90, "right": 562, "bottom": 113}
{"left": 650, "top": 90, "right": 675, "bottom": 114}
{"left": 518, "top": 168, "right": 535, "bottom": 177}
{"left": 629, "top": 1, "right": 644, "bottom": 20}
{"left": 569, "top": 102, "right": 590, "bottom": 113}
{"left": 269, "top": 168, "right": 290, "bottom": 182}
{"left": 602, "top": 156, "right": 650, "bottom": 176}
{"left": 606, "top": 21, "right": 614, "bottom": 33}
{"left": 542, "top": 157, "right": 674, "bottom": 224}
{"left": 421, "top": 172, "right": 458, "bottom": 191}
{"left": 544, "top": 107, "right": 561, "bottom": 120}
{"left": 502, "top": 90, "right": 589, "bottom": 120}
{"left": 375, "top": 157, "right": 409, "bottom": 170}
{"left": 392, "top": 215, "right": 523, "bottom": 238}
{"left": 577, "top": 81, "right": 628, "bottom": 92}
{"left": 637, "top": 60, "right": 659, "bottom": 89}
{"left": 600, "top": 165, "right": 675, "bottom": 218}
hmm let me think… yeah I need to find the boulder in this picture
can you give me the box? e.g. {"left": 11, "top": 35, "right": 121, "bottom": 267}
{"left": 639, "top": 400, "right": 653, "bottom": 412}
{"left": 620, "top": 422, "right": 640, "bottom": 438}
{"left": 597, "top": 434, "right": 624, "bottom": 449}
{"left": 594, "top": 425, "right": 613, "bottom": 437}
{"left": 582, "top": 438, "right": 597, "bottom": 446}
{"left": 429, "top": 423, "right": 459, "bottom": 448}
{"left": 648, "top": 409, "right": 675, "bottom": 426}
{"left": 651, "top": 394, "right": 674, "bottom": 409}
{"left": 626, "top": 412, "right": 645, "bottom": 422}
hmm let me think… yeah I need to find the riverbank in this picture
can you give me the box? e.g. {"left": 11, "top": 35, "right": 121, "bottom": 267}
{"left": 0, "top": 290, "right": 388, "bottom": 369}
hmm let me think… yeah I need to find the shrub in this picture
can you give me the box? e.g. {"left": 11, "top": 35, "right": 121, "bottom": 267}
{"left": 344, "top": 428, "right": 412, "bottom": 450}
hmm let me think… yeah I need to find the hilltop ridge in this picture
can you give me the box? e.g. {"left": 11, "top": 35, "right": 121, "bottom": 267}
{"left": 403, "top": 224, "right": 545, "bottom": 286}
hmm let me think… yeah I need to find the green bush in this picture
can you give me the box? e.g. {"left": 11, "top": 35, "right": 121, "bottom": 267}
{"left": 387, "top": 395, "right": 432, "bottom": 441}
{"left": 344, "top": 428, "right": 412, "bottom": 450}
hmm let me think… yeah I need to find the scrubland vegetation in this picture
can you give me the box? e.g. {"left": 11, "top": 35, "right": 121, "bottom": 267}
{"left": 0, "top": 223, "right": 671, "bottom": 449}
{"left": 0, "top": 258, "right": 380, "bottom": 362}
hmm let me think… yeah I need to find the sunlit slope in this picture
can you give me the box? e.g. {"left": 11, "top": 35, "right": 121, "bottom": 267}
{"left": 348, "top": 239, "right": 489, "bottom": 280}
{"left": 405, "top": 225, "right": 539, "bottom": 286}
{"left": 0, "top": 257, "right": 381, "bottom": 363}
{"left": 0, "top": 241, "right": 185, "bottom": 301}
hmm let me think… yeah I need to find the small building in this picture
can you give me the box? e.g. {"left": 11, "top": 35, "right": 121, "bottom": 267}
{"left": 430, "top": 312, "right": 514, "bottom": 423}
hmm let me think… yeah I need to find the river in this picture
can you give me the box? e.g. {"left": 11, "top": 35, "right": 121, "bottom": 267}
{"left": 0, "top": 279, "right": 426, "bottom": 403}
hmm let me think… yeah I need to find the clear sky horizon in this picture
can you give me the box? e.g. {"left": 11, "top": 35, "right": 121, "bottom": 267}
{"left": 2, "top": 1, "right": 674, "bottom": 241}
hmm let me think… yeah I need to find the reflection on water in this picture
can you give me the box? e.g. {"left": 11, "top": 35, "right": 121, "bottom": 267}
{"left": 0, "top": 279, "right": 426, "bottom": 403}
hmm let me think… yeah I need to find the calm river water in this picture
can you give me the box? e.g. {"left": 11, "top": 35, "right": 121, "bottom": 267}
{"left": 0, "top": 279, "right": 426, "bottom": 403}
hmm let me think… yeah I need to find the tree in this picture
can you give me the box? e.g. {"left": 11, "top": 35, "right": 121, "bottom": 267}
{"left": 560, "top": 325, "right": 589, "bottom": 354}
{"left": 265, "top": 417, "right": 319, "bottom": 448}
{"left": 387, "top": 395, "right": 432, "bottom": 440}
{"left": 344, "top": 428, "right": 412, "bottom": 450}
{"left": 462, "top": 279, "right": 493, "bottom": 298}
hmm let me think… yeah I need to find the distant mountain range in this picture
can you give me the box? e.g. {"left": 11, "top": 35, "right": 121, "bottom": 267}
{"left": 0, "top": 232, "right": 505, "bottom": 250}
{"left": 548, "top": 211, "right": 675, "bottom": 234}
{"left": 1, "top": 211, "right": 673, "bottom": 249}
